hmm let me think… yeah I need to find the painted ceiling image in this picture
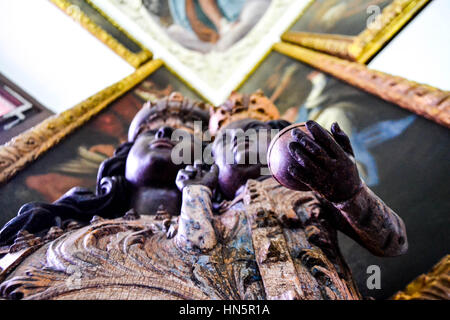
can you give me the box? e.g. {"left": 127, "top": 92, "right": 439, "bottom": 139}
{"left": 89, "top": 0, "right": 310, "bottom": 103}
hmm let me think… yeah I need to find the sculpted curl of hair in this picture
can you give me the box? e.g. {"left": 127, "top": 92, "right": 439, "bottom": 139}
{"left": 0, "top": 142, "right": 134, "bottom": 246}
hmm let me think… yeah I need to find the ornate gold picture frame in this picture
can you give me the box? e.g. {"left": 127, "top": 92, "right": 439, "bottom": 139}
{"left": 51, "top": 0, "right": 152, "bottom": 68}
{"left": 282, "top": 0, "right": 430, "bottom": 63}
{"left": 0, "top": 59, "right": 163, "bottom": 185}
{"left": 272, "top": 42, "right": 450, "bottom": 127}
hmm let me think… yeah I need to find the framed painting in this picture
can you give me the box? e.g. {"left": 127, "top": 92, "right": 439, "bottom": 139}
{"left": 0, "top": 59, "right": 163, "bottom": 187}
{"left": 77, "top": 0, "right": 312, "bottom": 104}
{"left": 51, "top": 0, "right": 152, "bottom": 67}
{"left": 238, "top": 49, "right": 450, "bottom": 299}
{"left": 0, "top": 74, "right": 53, "bottom": 145}
{"left": 282, "top": 0, "right": 430, "bottom": 63}
{"left": 0, "top": 62, "right": 202, "bottom": 228}
{"left": 273, "top": 42, "right": 449, "bottom": 127}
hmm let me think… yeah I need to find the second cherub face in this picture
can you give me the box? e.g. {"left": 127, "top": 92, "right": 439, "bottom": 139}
{"left": 211, "top": 118, "right": 274, "bottom": 199}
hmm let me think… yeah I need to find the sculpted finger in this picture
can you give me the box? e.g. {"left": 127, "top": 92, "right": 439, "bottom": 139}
{"left": 306, "top": 120, "right": 345, "bottom": 158}
{"left": 193, "top": 160, "right": 204, "bottom": 170}
{"left": 287, "top": 164, "right": 312, "bottom": 187}
{"left": 176, "top": 172, "right": 187, "bottom": 182}
{"left": 175, "top": 172, "right": 189, "bottom": 190}
{"left": 296, "top": 135, "right": 330, "bottom": 166}
{"left": 331, "top": 122, "right": 354, "bottom": 156}
{"left": 0, "top": 221, "right": 22, "bottom": 246}
{"left": 183, "top": 166, "right": 197, "bottom": 178}
{"left": 291, "top": 127, "right": 309, "bottom": 142}
{"left": 209, "top": 164, "right": 219, "bottom": 177}
{"left": 288, "top": 142, "right": 321, "bottom": 173}
{"left": 177, "top": 170, "right": 192, "bottom": 181}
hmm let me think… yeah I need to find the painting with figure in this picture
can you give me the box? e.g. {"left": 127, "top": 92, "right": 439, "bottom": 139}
{"left": 0, "top": 67, "right": 200, "bottom": 227}
{"left": 87, "top": 0, "right": 306, "bottom": 103}
{"left": 239, "top": 51, "right": 450, "bottom": 299}
{"left": 140, "top": 0, "right": 271, "bottom": 53}
{"left": 289, "top": 0, "right": 393, "bottom": 35}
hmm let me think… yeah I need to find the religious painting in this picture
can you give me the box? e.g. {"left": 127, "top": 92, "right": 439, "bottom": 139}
{"left": 138, "top": 0, "right": 272, "bottom": 53}
{"left": 239, "top": 51, "right": 450, "bottom": 299}
{"left": 85, "top": 0, "right": 311, "bottom": 104}
{"left": 0, "top": 74, "right": 53, "bottom": 145}
{"left": 0, "top": 66, "right": 200, "bottom": 227}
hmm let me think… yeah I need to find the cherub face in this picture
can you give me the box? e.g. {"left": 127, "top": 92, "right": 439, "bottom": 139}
{"left": 212, "top": 119, "right": 273, "bottom": 199}
{"left": 125, "top": 126, "right": 202, "bottom": 187}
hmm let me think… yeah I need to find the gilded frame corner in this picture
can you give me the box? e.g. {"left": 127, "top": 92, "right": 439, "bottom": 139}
{"left": 281, "top": 0, "right": 431, "bottom": 64}
{"left": 392, "top": 254, "right": 450, "bottom": 300}
{"left": 51, "top": 0, "right": 152, "bottom": 68}
{"left": 272, "top": 42, "right": 450, "bottom": 128}
{"left": 0, "top": 59, "right": 164, "bottom": 185}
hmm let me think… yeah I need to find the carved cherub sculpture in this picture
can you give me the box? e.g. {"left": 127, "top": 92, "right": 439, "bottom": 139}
{"left": 0, "top": 92, "right": 210, "bottom": 247}
{"left": 0, "top": 92, "right": 407, "bottom": 301}
{"left": 177, "top": 91, "right": 408, "bottom": 299}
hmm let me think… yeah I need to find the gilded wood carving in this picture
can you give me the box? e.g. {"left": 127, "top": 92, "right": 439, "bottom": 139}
{"left": 0, "top": 59, "right": 163, "bottom": 186}
{"left": 273, "top": 42, "right": 450, "bottom": 128}
{"left": 50, "top": 0, "right": 152, "bottom": 68}
{"left": 392, "top": 255, "right": 450, "bottom": 300}
{"left": 282, "top": 0, "right": 431, "bottom": 63}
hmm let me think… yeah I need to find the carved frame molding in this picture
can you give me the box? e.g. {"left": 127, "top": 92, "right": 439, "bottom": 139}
{"left": 0, "top": 59, "right": 164, "bottom": 185}
{"left": 273, "top": 42, "right": 450, "bottom": 128}
{"left": 282, "top": 0, "right": 431, "bottom": 63}
{"left": 50, "top": 0, "right": 152, "bottom": 68}
{"left": 392, "top": 254, "right": 450, "bottom": 300}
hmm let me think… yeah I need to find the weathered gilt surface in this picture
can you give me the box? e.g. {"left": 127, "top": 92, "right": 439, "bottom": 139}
{"left": 282, "top": 0, "right": 431, "bottom": 63}
{"left": 51, "top": 0, "right": 152, "bottom": 68}
{"left": 392, "top": 255, "right": 450, "bottom": 300}
{"left": 281, "top": 32, "right": 355, "bottom": 60}
{"left": 0, "top": 59, "right": 163, "bottom": 186}
{"left": 274, "top": 42, "right": 450, "bottom": 128}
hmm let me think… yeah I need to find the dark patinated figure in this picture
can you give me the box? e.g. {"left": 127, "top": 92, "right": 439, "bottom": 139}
{"left": 203, "top": 91, "right": 406, "bottom": 298}
{"left": 0, "top": 92, "right": 210, "bottom": 246}
{"left": 0, "top": 92, "right": 407, "bottom": 300}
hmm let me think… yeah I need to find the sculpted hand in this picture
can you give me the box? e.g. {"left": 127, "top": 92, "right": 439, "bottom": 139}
{"left": 287, "top": 120, "right": 361, "bottom": 202}
{"left": 176, "top": 160, "right": 219, "bottom": 192}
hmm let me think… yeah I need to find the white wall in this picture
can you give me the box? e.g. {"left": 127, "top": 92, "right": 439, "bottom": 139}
{"left": 0, "top": 0, "right": 135, "bottom": 113}
{"left": 369, "top": 0, "right": 450, "bottom": 90}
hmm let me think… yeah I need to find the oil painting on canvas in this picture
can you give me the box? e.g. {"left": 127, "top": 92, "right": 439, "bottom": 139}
{"left": 89, "top": 0, "right": 310, "bottom": 103}
{"left": 289, "top": 0, "right": 394, "bottom": 35}
{"left": 140, "top": 0, "right": 271, "bottom": 53}
{"left": 239, "top": 51, "right": 450, "bottom": 299}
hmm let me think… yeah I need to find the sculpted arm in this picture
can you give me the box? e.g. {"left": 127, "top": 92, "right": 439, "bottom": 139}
{"left": 327, "top": 182, "right": 407, "bottom": 256}
{"left": 175, "top": 162, "right": 219, "bottom": 252}
{"left": 287, "top": 120, "right": 407, "bottom": 256}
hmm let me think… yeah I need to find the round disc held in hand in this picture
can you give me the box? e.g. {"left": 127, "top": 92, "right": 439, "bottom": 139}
{"left": 267, "top": 122, "right": 312, "bottom": 191}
